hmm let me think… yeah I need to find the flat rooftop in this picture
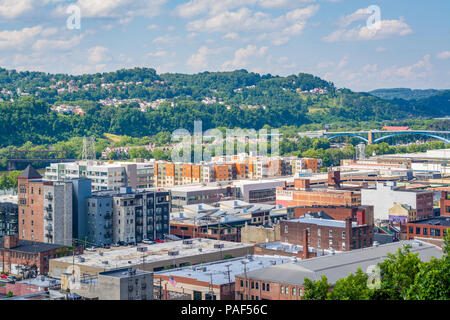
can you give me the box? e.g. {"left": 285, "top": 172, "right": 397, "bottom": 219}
{"left": 288, "top": 216, "right": 358, "bottom": 228}
{"left": 52, "top": 239, "right": 253, "bottom": 269}
{"left": 100, "top": 268, "right": 152, "bottom": 278}
{"left": 0, "top": 238, "right": 62, "bottom": 253}
{"left": 239, "top": 240, "right": 442, "bottom": 286}
{"left": 156, "top": 255, "right": 292, "bottom": 285}
{"left": 408, "top": 216, "right": 450, "bottom": 227}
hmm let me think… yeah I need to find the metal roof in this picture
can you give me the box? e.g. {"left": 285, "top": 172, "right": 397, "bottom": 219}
{"left": 238, "top": 241, "right": 442, "bottom": 286}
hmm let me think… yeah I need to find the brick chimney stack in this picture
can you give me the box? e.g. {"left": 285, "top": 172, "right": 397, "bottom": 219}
{"left": 302, "top": 230, "right": 309, "bottom": 259}
{"left": 4, "top": 234, "right": 19, "bottom": 249}
{"left": 295, "top": 179, "right": 310, "bottom": 190}
{"left": 345, "top": 217, "right": 352, "bottom": 251}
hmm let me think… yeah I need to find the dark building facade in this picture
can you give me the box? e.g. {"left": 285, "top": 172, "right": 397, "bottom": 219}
{"left": 0, "top": 202, "right": 18, "bottom": 237}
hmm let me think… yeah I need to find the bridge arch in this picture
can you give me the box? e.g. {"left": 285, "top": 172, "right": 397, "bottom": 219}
{"left": 326, "top": 133, "right": 369, "bottom": 143}
{"left": 373, "top": 132, "right": 450, "bottom": 144}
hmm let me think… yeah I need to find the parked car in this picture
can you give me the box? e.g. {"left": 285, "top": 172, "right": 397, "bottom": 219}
{"left": 112, "top": 243, "right": 120, "bottom": 247}
{"left": 154, "top": 239, "right": 164, "bottom": 243}
{"left": 0, "top": 274, "right": 8, "bottom": 279}
{"left": 142, "top": 239, "right": 156, "bottom": 245}
{"left": 85, "top": 246, "right": 96, "bottom": 252}
{"left": 6, "top": 276, "right": 17, "bottom": 283}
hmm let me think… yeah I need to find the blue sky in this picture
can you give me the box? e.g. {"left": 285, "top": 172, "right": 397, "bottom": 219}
{"left": 0, "top": 0, "right": 449, "bottom": 91}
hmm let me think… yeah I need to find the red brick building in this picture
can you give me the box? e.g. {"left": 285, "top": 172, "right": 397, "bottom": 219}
{"left": 280, "top": 216, "right": 373, "bottom": 252}
{"left": 406, "top": 216, "right": 450, "bottom": 240}
{"left": 276, "top": 173, "right": 361, "bottom": 208}
{"left": 17, "top": 166, "right": 45, "bottom": 242}
{"left": 440, "top": 191, "right": 450, "bottom": 217}
{"left": 292, "top": 205, "right": 374, "bottom": 226}
{"left": 0, "top": 234, "right": 82, "bottom": 275}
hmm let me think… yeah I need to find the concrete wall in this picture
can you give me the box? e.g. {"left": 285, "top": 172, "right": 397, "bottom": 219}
{"left": 241, "top": 225, "right": 280, "bottom": 244}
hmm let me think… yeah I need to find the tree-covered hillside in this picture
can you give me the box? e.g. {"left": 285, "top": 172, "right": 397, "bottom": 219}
{"left": 0, "top": 67, "right": 448, "bottom": 148}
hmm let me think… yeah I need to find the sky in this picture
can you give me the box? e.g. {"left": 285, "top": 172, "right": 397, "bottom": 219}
{"left": 0, "top": 0, "right": 449, "bottom": 92}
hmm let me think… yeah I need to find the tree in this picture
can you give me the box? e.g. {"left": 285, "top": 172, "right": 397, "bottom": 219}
{"left": 374, "top": 244, "right": 422, "bottom": 300}
{"left": 302, "top": 275, "right": 331, "bottom": 300}
{"left": 328, "top": 268, "right": 372, "bottom": 300}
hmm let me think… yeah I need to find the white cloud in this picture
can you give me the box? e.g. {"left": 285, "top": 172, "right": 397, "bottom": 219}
{"left": 32, "top": 34, "right": 84, "bottom": 51}
{"left": 376, "top": 46, "right": 387, "bottom": 52}
{"left": 187, "top": 46, "right": 223, "bottom": 70}
{"left": 324, "top": 7, "right": 412, "bottom": 42}
{"left": 88, "top": 46, "right": 110, "bottom": 64}
{"left": 437, "top": 51, "right": 450, "bottom": 60}
{"left": 223, "top": 44, "right": 268, "bottom": 69}
{"left": 0, "top": 26, "right": 43, "bottom": 50}
{"left": 147, "top": 24, "right": 159, "bottom": 30}
{"left": 175, "top": 0, "right": 314, "bottom": 18}
{"left": 381, "top": 55, "right": 432, "bottom": 79}
{"left": 148, "top": 50, "right": 168, "bottom": 57}
{"left": 55, "top": 0, "right": 167, "bottom": 20}
{"left": 0, "top": 0, "right": 34, "bottom": 18}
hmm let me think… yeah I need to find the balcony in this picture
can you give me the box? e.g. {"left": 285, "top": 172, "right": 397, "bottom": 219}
{"left": 104, "top": 213, "right": 113, "bottom": 219}
{"left": 45, "top": 214, "right": 53, "bottom": 221}
{"left": 45, "top": 206, "right": 53, "bottom": 213}
{"left": 45, "top": 225, "right": 53, "bottom": 232}
{"left": 104, "top": 232, "right": 112, "bottom": 239}
{"left": 45, "top": 194, "right": 53, "bottom": 201}
{"left": 104, "top": 223, "right": 112, "bottom": 230}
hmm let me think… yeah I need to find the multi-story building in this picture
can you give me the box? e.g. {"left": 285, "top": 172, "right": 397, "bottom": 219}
{"left": 43, "top": 181, "right": 73, "bottom": 246}
{"left": 44, "top": 160, "right": 154, "bottom": 191}
{"left": 280, "top": 214, "right": 373, "bottom": 252}
{"left": 276, "top": 176, "right": 361, "bottom": 208}
{"left": 440, "top": 191, "right": 450, "bottom": 217}
{"left": 63, "top": 268, "right": 154, "bottom": 300}
{"left": 291, "top": 205, "right": 374, "bottom": 226}
{"left": 0, "top": 202, "right": 18, "bottom": 237}
{"left": 18, "top": 165, "right": 92, "bottom": 246}
{"left": 169, "top": 201, "right": 284, "bottom": 242}
{"left": 234, "top": 240, "right": 442, "bottom": 300}
{"left": 361, "top": 182, "right": 434, "bottom": 221}
{"left": 87, "top": 188, "right": 170, "bottom": 245}
{"left": 153, "top": 156, "right": 296, "bottom": 188}
{"left": 18, "top": 166, "right": 46, "bottom": 243}
{"left": 0, "top": 234, "right": 82, "bottom": 276}
{"left": 155, "top": 255, "right": 291, "bottom": 300}
{"left": 406, "top": 216, "right": 450, "bottom": 241}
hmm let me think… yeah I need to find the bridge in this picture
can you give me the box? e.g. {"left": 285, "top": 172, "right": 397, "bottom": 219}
{"left": 7, "top": 150, "right": 76, "bottom": 171}
{"left": 322, "top": 130, "right": 450, "bottom": 145}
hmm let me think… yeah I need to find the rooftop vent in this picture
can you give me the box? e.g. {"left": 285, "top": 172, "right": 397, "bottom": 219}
{"left": 99, "top": 252, "right": 104, "bottom": 256}
{"left": 373, "top": 241, "right": 379, "bottom": 247}
{"left": 168, "top": 250, "right": 179, "bottom": 256}
{"left": 137, "top": 247, "right": 148, "bottom": 253}
{"left": 102, "top": 261, "right": 109, "bottom": 265}
{"left": 183, "top": 239, "right": 193, "bottom": 245}
{"left": 198, "top": 248, "right": 203, "bottom": 252}
{"left": 78, "top": 257, "right": 85, "bottom": 263}
{"left": 214, "top": 243, "right": 224, "bottom": 249}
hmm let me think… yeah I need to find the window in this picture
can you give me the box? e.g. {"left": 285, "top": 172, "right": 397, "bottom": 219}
{"left": 318, "top": 239, "right": 321, "bottom": 247}
{"left": 317, "top": 229, "right": 321, "bottom": 236}
{"left": 292, "top": 287, "right": 296, "bottom": 296}
{"left": 262, "top": 283, "right": 266, "bottom": 291}
{"left": 284, "top": 225, "right": 288, "bottom": 233}
{"left": 342, "top": 242, "right": 346, "bottom": 250}
{"left": 423, "top": 228, "right": 428, "bottom": 236}
{"left": 416, "top": 227, "right": 421, "bottom": 235}
{"left": 329, "top": 239, "right": 333, "bottom": 249}
{"left": 342, "top": 231, "right": 346, "bottom": 239}
{"left": 409, "top": 226, "right": 414, "bottom": 234}
{"left": 251, "top": 282, "right": 254, "bottom": 289}
{"left": 281, "top": 286, "right": 284, "bottom": 294}
{"left": 329, "top": 230, "right": 333, "bottom": 237}
{"left": 255, "top": 282, "right": 259, "bottom": 290}
{"left": 267, "top": 284, "right": 270, "bottom": 291}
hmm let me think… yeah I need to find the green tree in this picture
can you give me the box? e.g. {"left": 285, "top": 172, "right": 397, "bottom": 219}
{"left": 302, "top": 275, "right": 331, "bottom": 300}
{"left": 328, "top": 268, "right": 371, "bottom": 300}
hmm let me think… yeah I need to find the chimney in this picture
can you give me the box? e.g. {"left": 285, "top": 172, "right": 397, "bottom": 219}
{"left": 295, "top": 179, "right": 310, "bottom": 190}
{"left": 345, "top": 217, "right": 352, "bottom": 250}
{"left": 302, "top": 230, "right": 309, "bottom": 260}
{"left": 4, "top": 235, "right": 19, "bottom": 249}
{"left": 328, "top": 171, "right": 341, "bottom": 189}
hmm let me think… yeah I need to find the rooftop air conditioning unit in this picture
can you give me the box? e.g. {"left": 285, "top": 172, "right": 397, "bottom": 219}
{"left": 214, "top": 244, "right": 224, "bottom": 249}
{"left": 183, "top": 239, "right": 193, "bottom": 245}
{"left": 168, "top": 250, "right": 179, "bottom": 256}
{"left": 102, "top": 261, "right": 109, "bottom": 265}
{"left": 99, "top": 252, "right": 104, "bottom": 256}
{"left": 78, "top": 257, "right": 85, "bottom": 263}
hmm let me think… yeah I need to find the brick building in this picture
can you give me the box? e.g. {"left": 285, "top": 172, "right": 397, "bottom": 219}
{"left": 18, "top": 166, "right": 45, "bottom": 243}
{"left": 441, "top": 191, "right": 450, "bottom": 217}
{"left": 276, "top": 172, "right": 361, "bottom": 208}
{"left": 280, "top": 215, "right": 373, "bottom": 252}
{"left": 235, "top": 241, "right": 442, "bottom": 300}
{"left": 291, "top": 205, "right": 374, "bottom": 226}
{"left": 406, "top": 216, "right": 450, "bottom": 240}
{"left": 0, "top": 234, "right": 82, "bottom": 276}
